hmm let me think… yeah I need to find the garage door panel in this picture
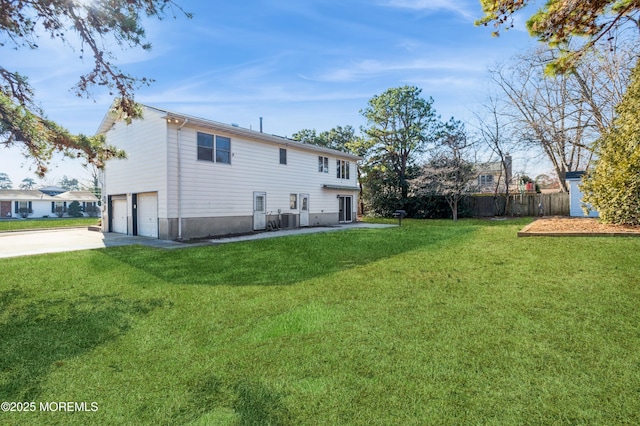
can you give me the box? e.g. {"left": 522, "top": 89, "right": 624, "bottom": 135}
{"left": 111, "top": 199, "right": 127, "bottom": 234}
{"left": 137, "top": 193, "right": 158, "bottom": 238}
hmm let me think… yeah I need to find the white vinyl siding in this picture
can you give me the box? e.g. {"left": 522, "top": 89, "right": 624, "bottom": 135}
{"left": 104, "top": 108, "right": 169, "bottom": 219}
{"left": 174, "top": 127, "right": 358, "bottom": 218}
{"left": 103, "top": 105, "right": 360, "bottom": 234}
{"left": 28, "top": 201, "right": 52, "bottom": 218}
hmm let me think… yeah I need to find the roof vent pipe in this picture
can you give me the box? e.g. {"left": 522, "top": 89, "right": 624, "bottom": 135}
{"left": 260, "top": 117, "right": 263, "bottom": 133}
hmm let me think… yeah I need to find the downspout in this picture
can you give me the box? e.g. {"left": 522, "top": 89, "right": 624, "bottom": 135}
{"left": 177, "top": 118, "right": 188, "bottom": 240}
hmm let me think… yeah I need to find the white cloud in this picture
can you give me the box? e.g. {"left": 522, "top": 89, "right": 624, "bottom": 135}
{"left": 380, "top": 0, "right": 477, "bottom": 21}
{"left": 301, "top": 57, "right": 485, "bottom": 83}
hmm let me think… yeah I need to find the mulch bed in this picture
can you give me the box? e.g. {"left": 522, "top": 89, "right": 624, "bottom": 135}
{"left": 518, "top": 216, "right": 640, "bottom": 237}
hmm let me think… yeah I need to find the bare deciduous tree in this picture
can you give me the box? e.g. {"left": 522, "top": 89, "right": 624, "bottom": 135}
{"left": 473, "top": 93, "right": 518, "bottom": 214}
{"left": 411, "top": 119, "right": 475, "bottom": 221}
{"left": 489, "top": 42, "right": 635, "bottom": 191}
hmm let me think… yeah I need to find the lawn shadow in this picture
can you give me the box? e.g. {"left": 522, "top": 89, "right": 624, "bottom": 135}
{"left": 171, "top": 374, "right": 292, "bottom": 425}
{"left": 0, "top": 290, "right": 167, "bottom": 401}
{"left": 97, "top": 225, "right": 476, "bottom": 287}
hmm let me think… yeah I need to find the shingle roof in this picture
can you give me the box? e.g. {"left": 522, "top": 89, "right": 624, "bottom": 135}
{"left": 0, "top": 189, "right": 98, "bottom": 202}
{"left": 565, "top": 171, "right": 586, "bottom": 180}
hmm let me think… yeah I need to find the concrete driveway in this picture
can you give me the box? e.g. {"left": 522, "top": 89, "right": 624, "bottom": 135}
{"left": 0, "top": 228, "right": 185, "bottom": 259}
{"left": 0, "top": 223, "right": 396, "bottom": 259}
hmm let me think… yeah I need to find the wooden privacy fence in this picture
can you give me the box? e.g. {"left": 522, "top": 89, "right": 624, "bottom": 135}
{"left": 463, "top": 193, "right": 570, "bottom": 217}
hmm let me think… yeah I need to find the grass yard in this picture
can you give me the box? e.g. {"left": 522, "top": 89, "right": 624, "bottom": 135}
{"left": 0, "top": 217, "right": 99, "bottom": 232}
{"left": 1, "top": 218, "right": 639, "bottom": 425}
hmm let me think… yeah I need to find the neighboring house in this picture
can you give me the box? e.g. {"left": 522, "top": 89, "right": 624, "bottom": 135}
{"left": 565, "top": 171, "right": 599, "bottom": 217}
{"left": 0, "top": 188, "right": 99, "bottom": 218}
{"left": 98, "top": 105, "right": 361, "bottom": 240}
{"left": 474, "top": 154, "right": 513, "bottom": 194}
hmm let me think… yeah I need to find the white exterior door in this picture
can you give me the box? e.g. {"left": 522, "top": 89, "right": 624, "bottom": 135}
{"left": 137, "top": 192, "right": 158, "bottom": 238}
{"left": 299, "top": 193, "right": 309, "bottom": 227}
{"left": 253, "top": 192, "right": 267, "bottom": 230}
{"left": 111, "top": 199, "right": 127, "bottom": 234}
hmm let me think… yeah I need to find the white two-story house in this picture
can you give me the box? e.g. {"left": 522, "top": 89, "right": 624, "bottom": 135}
{"left": 99, "top": 105, "right": 360, "bottom": 240}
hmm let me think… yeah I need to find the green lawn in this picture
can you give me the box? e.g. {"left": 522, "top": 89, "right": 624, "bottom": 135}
{"left": 0, "top": 217, "right": 99, "bottom": 232}
{"left": 1, "top": 218, "right": 639, "bottom": 425}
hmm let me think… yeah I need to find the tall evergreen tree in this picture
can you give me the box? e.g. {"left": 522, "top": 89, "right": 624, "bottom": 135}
{"left": 477, "top": 0, "right": 640, "bottom": 74}
{"left": 19, "top": 177, "right": 36, "bottom": 190}
{"left": 1, "top": 1, "right": 190, "bottom": 176}
{"left": 0, "top": 172, "right": 12, "bottom": 189}
{"left": 361, "top": 86, "right": 440, "bottom": 210}
{"left": 582, "top": 59, "right": 640, "bottom": 224}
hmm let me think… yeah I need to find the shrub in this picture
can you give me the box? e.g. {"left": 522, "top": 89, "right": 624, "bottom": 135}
{"left": 582, "top": 59, "right": 640, "bottom": 224}
{"left": 67, "top": 201, "right": 84, "bottom": 218}
{"left": 85, "top": 204, "right": 100, "bottom": 218}
{"left": 18, "top": 207, "right": 32, "bottom": 218}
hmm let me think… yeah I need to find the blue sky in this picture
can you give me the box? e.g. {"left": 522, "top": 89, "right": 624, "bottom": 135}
{"left": 1, "top": 0, "right": 540, "bottom": 186}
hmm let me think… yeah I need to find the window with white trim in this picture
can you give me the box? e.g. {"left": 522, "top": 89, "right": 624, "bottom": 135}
{"left": 51, "top": 201, "right": 67, "bottom": 217}
{"left": 318, "top": 156, "right": 329, "bottom": 173}
{"left": 336, "top": 160, "right": 350, "bottom": 179}
{"left": 15, "top": 201, "right": 32, "bottom": 218}
{"left": 216, "top": 136, "right": 231, "bottom": 164}
{"left": 280, "top": 148, "right": 287, "bottom": 165}
{"left": 290, "top": 193, "right": 297, "bottom": 209}
{"left": 197, "top": 132, "right": 231, "bottom": 164}
{"left": 479, "top": 175, "right": 494, "bottom": 186}
{"left": 15, "top": 201, "right": 32, "bottom": 213}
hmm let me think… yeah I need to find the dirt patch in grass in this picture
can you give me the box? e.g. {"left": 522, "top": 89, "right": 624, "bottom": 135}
{"left": 519, "top": 216, "right": 640, "bottom": 237}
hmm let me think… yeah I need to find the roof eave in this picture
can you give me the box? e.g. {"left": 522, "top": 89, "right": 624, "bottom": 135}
{"left": 163, "top": 110, "right": 362, "bottom": 161}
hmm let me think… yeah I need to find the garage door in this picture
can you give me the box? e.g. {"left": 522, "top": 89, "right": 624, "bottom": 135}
{"left": 111, "top": 199, "right": 127, "bottom": 234}
{"left": 137, "top": 192, "right": 158, "bottom": 238}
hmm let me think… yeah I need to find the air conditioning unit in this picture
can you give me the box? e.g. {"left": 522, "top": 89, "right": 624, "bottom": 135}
{"left": 280, "top": 213, "right": 297, "bottom": 229}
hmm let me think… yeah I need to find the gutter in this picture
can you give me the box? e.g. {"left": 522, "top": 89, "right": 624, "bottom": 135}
{"left": 161, "top": 110, "right": 362, "bottom": 161}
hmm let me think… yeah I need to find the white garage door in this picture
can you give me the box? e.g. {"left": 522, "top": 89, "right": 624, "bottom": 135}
{"left": 137, "top": 192, "right": 158, "bottom": 238}
{"left": 111, "top": 199, "right": 127, "bottom": 234}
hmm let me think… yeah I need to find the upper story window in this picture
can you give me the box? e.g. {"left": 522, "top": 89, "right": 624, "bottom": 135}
{"left": 197, "top": 132, "right": 231, "bottom": 164}
{"left": 336, "top": 160, "right": 350, "bottom": 179}
{"left": 197, "top": 132, "right": 213, "bottom": 161}
{"left": 280, "top": 148, "right": 287, "bottom": 165}
{"left": 318, "top": 156, "right": 329, "bottom": 173}
{"left": 479, "top": 175, "right": 494, "bottom": 186}
{"left": 216, "top": 136, "right": 231, "bottom": 164}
